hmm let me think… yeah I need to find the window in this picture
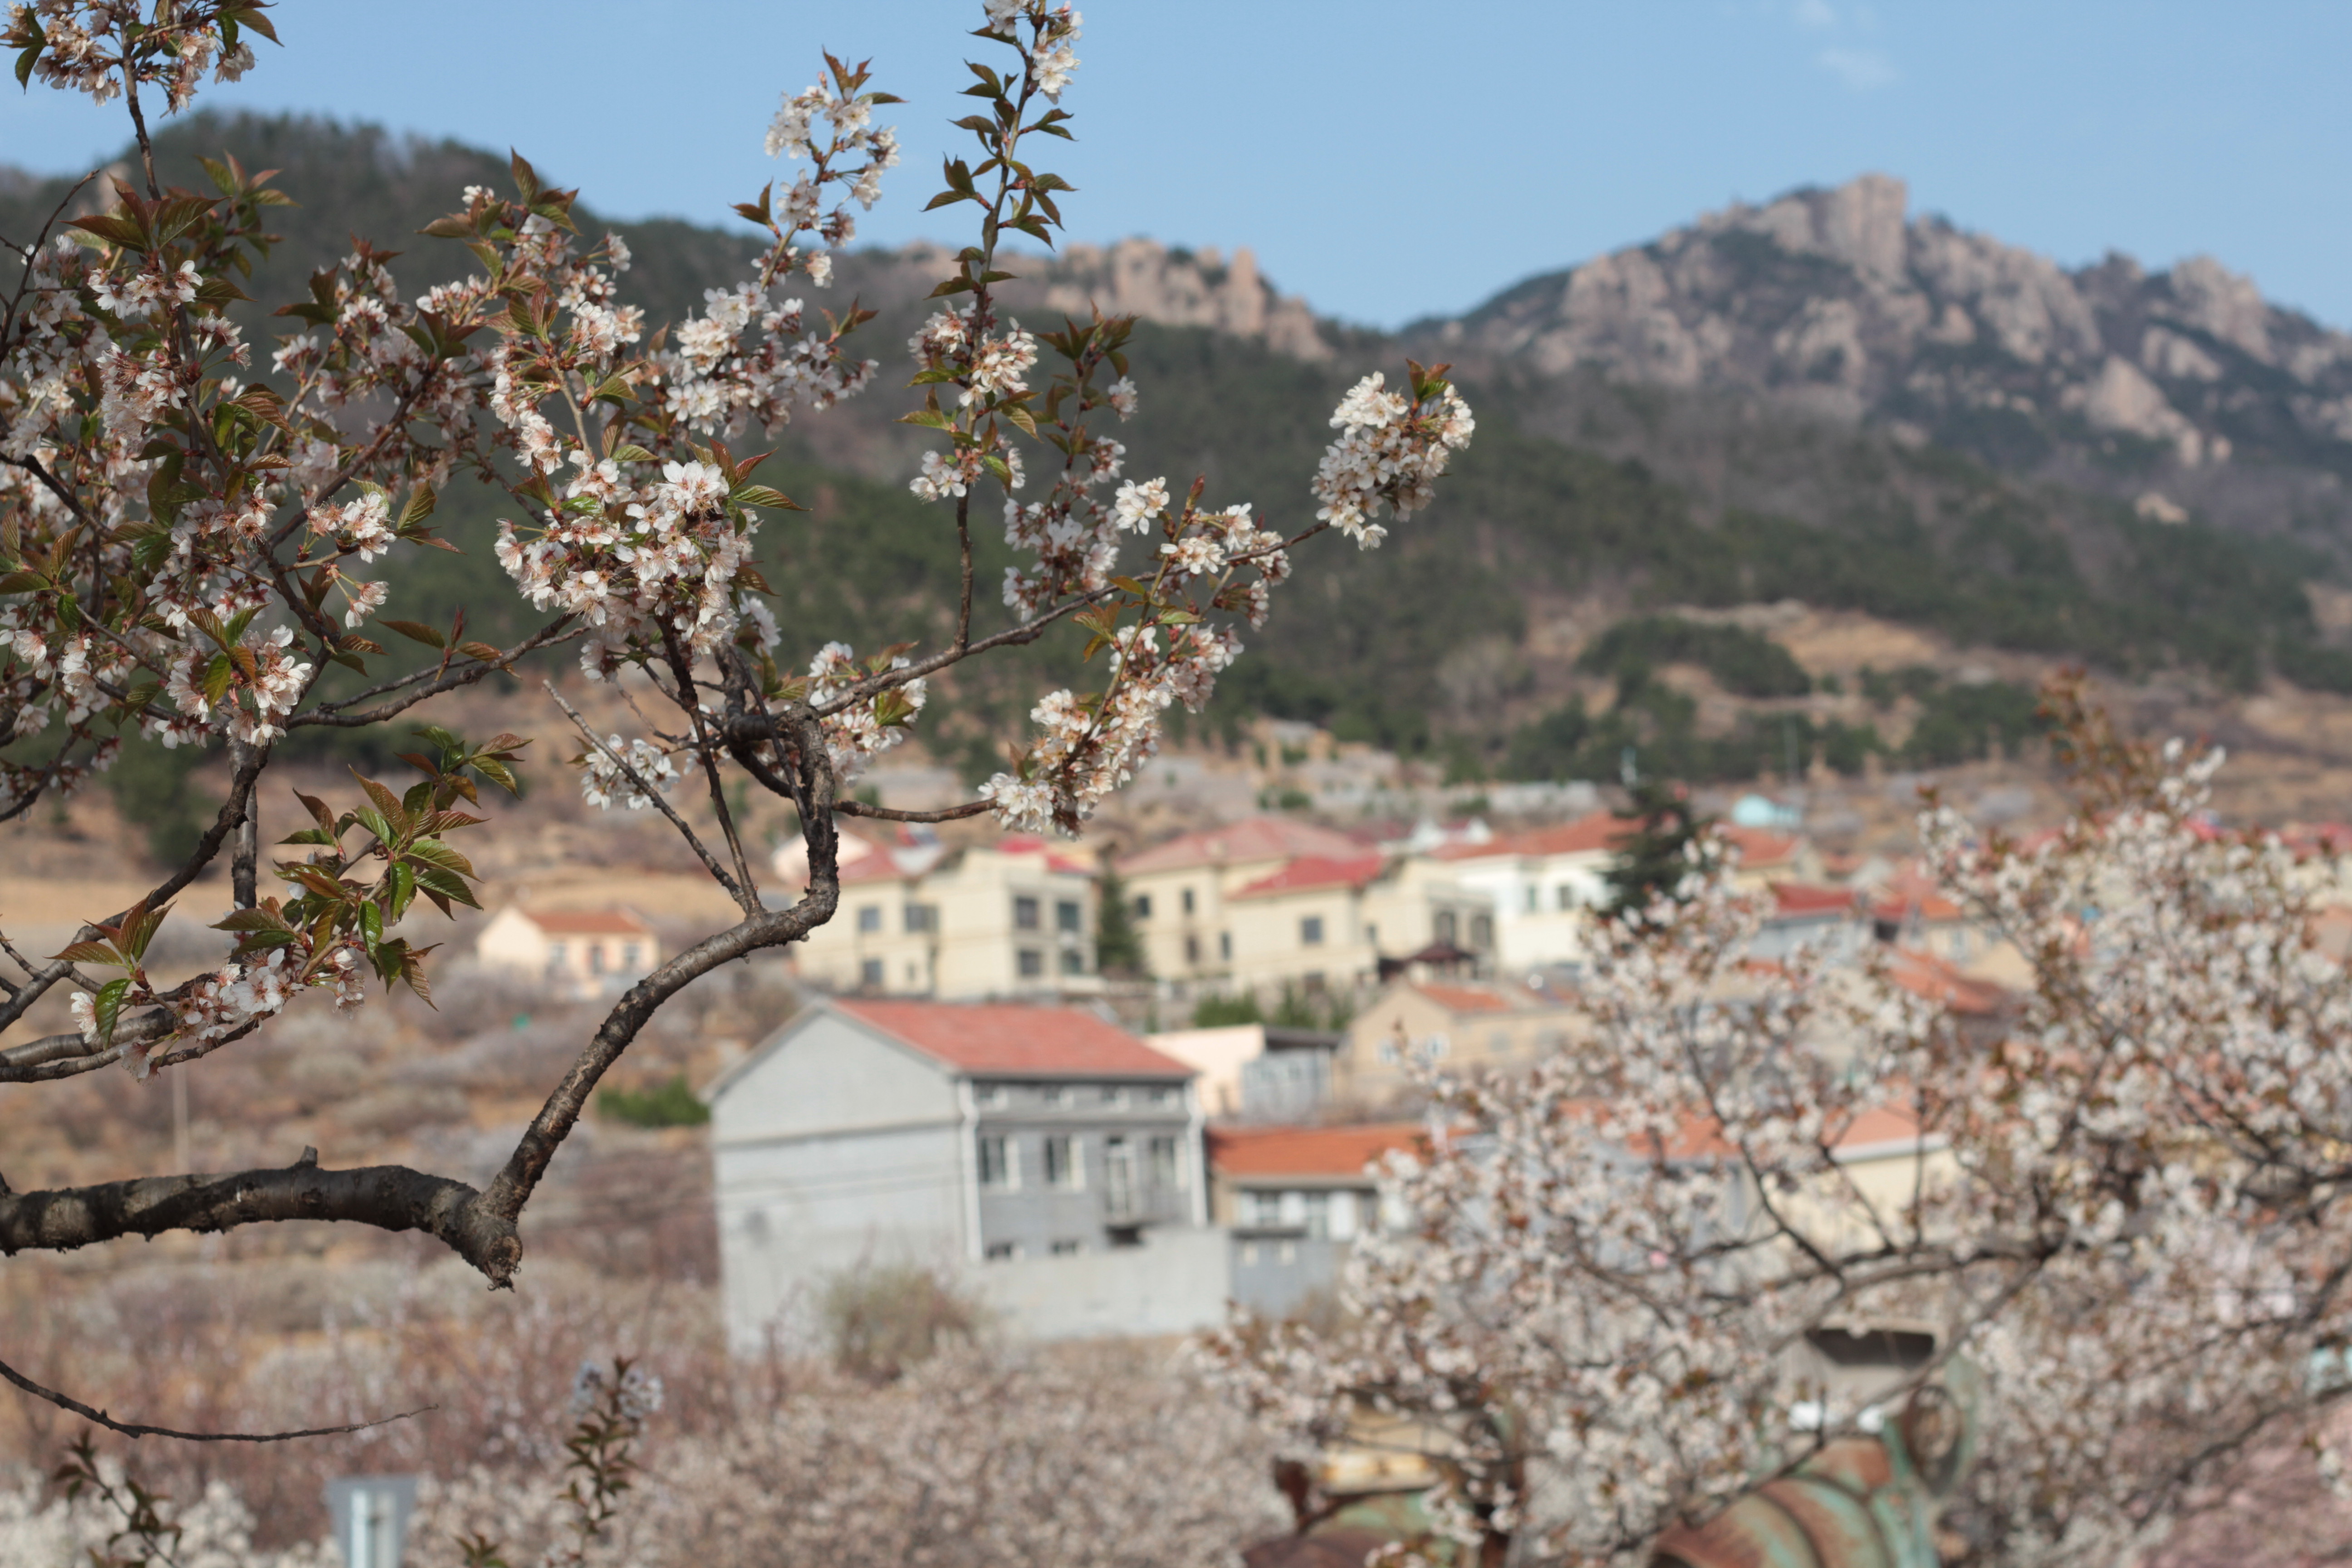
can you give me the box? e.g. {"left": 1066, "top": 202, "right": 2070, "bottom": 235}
{"left": 1219, "top": 931, "right": 1232, "bottom": 960}
{"left": 1014, "top": 895, "right": 1041, "bottom": 931}
{"left": 546, "top": 941, "right": 567, "bottom": 967}
{"left": 1184, "top": 934, "right": 1200, "bottom": 965}
{"left": 1557, "top": 884, "right": 1575, "bottom": 911}
{"left": 1143, "top": 1085, "right": 1176, "bottom": 1107}
{"left": 1434, "top": 910, "right": 1458, "bottom": 944}
{"left": 905, "top": 903, "right": 938, "bottom": 934}
{"left": 979, "top": 1135, "right": 1016, "bottom": 1189}
{"left": 1042, "top": 1084, "right": 1068, "bottom": 1107}
{"left": 621, "top": 943, "right": 642, "bottom": 967}
{"left": 1100, "top": 1084, "right": 1126, "bottom": 1107}
{"left": 1363, "top": 923, "right": 1377, "bottom": 947}
{"left": 859, "top": 958, "right": 884, "bottom": 989}
{"left": 1018, "top": 948, "right": 1045, "bottom": 979}
{"left": 1300, "top": 915, "right": 1324, "bottom": 946}
{"left": 1524, "top": 886, "right": 1539, "bottom": 912}
{"left": 1181, "top": 887, "right": 1196, "bottom": 916}
{"left": 1470, "top": 914, "right": 1494, "bottom": 949}
{"left": 984, "top": 1241, "right": 1020, "bottom": 1262}
{"left": 1044, "top": 1134, "right": 1082, "bottom": 1187}
{"left": 857, "top": 905, "right": 883, "bottom": 933}
{"left": 1056, "top": 899, "right": 1082, "bottom": 933}
{"left": 1242, "top": 1190, "right": 1282, "bottom": 1227}
{"left": 588, "top": 945, "right": 606, "bottom": 975}
{"left": 1049, "top": 1239, "right": 1083, "bottom": 1256}
{"left": 976, "top": 1083, "right": 1008, "bottom": 1109}
{"left": 1150, "top": 1134, "right": 1181, "bottom": 1192}
{"left": 1302, "top": 1191, "right": 1332, "bottom": 1239}
{"left": 1060, "top": 947, "right": 1085, "bottom": 975}
{"left": 1133, "top": 893, "right": 1152, "bottom": 920}
{"left": 1377, "top": 1039, "right": 1398, "bottom": 1065}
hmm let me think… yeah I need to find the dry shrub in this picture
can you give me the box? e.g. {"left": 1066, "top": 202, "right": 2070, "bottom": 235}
{"left": 816, "top": 1262, "right": 984, "bottom": 1382}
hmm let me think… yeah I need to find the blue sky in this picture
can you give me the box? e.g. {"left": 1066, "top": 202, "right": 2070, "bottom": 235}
{"left": 7, "top": 1, "right": 2349, "bottom": 331}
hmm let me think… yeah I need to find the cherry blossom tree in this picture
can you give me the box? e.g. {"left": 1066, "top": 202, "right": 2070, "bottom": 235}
{"left": 1206, "top": 681, "right": 2352, "bottom": 1566}
{"left": 0, "top": 0, "right": 1471, "bottom": 1433}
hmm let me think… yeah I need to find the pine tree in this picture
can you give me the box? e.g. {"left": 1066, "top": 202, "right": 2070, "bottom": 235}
{"left": 1602, "top": 779, "right": 1718, "bottom": 920}
{"left": 1096, "top": 865, "right": 1150, "bottom": 978}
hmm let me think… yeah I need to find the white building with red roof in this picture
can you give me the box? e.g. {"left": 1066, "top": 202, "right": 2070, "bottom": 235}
{"left": 475, "top": 905, "right": 659, "bottom": 998}
{"left": 785, "top": 829, "right": 1102, "bottom": 1000}
{"left": 1427, "top": 811, "right": 1624, "bottom": 973}
{"left": 703, "top": 998, "right": 1218, "bottom": 1346}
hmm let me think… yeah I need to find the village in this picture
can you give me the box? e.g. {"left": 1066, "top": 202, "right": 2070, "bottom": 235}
{"left": 458, "top": 713, "right": 2352, "bottom": 1352}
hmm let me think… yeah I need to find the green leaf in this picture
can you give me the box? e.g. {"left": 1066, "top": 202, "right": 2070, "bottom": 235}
{"left": 212, "top": 907, "right": 291, "bottom": 933}
{"left": 93, "top": 977, "right": 132, "bottom": 1045}
{"left": 49, "top": 940, "right": 121, "bottom": 967}
{"left": 399, "top": 487, "right": 437, "bottom": 526}
{"left": 730, "top": 485, "right": 800, "bottom": 510}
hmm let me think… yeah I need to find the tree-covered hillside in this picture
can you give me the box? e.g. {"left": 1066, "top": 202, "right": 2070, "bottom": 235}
{"left": 9, "top": 113, "right": 2347, "bottom": 789}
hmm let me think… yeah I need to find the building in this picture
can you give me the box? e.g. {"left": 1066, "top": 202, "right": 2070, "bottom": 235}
{"left": 704, "top": 998, "right": 1211, "bottom": 1348}
{"left": 1118, "top": 817, "right": 1368, "bottom": 988}
{"left": 1146, "top": 1022, "right": 1345, "bottom": 1120}
{"left": 475, "top": 906, "right": 658, "bottom": 998}
{"left": 1336, "top": 978, "right": 1585, "bottom": 1108}
{"left": 1431, "top": 812, "right": 1624, "bottom": 973}
{"left": 1208, "top": 1121, "right": 1424, "bottom": 1317}
{"left": 789, "top": 830, "right": 1101, "bottom": 1000}
{"left": 1117, "top": 818, "right": 1494, "bottom": 1006}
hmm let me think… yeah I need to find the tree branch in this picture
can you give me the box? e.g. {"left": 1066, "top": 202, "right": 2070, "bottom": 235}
{"left": 0, "top": 1350, "right": 431, "bottom": 1444}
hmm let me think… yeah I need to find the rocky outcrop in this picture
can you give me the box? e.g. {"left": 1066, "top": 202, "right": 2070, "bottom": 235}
{"left": 1034, "top": 239, "right": 1329, "bottom": 359}
{"left": 1435, "top": 174, "right": 2352, "bottom": 482}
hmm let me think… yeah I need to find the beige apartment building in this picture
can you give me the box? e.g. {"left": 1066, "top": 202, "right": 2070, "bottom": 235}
{"left": 1117, "top": 817, "right": 1494, "bottom": 1005}
{"left": 791, "top": 831, "right": 1102, "bottom": 1000}
{"left": 1337, "top": 977, "right": 1587, "bottom": 1107}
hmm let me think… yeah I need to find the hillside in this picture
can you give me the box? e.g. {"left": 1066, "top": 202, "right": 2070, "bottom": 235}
{"left": 8, "top": 116, "right": 2352, "bottom": 800}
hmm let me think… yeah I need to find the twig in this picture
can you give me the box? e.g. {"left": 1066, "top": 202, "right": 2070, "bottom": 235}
{"left": 0, "top": 1352, "right": 431, "bottom": 1444}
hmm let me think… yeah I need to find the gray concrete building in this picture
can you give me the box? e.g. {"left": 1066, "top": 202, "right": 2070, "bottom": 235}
{"left": 705, "top": 998, "right": 1213, "bottom": 1349}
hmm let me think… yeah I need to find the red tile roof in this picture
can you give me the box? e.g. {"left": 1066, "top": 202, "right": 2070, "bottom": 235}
{"left": 1771, "top": 882, "right": 1858, "bottom": 917}
{"left": 521, "top": 907, "right": 654, "bottom": 936}
{"left": 1119, "top": 817, "right": 1366, "bottom": 876}
{"left": 1413, "top": 983, "right": 1516, "bottom": 1014}
{"left": 1721, "top": 825, "right": 1802, "bottom": 867}
{"left": 1435, "top": 811, "right": 1622, "bottom": 862}
{"left": 835, "top": 999, "right": 1194, "bottom": 1078}
{"left": 1209, "top": 1122, "right": 1427, "bottom": 1179}
{"left": 1885, "top": 949, "right": 2007, "bottom": 1015}
{"left": 1231, "top": 853, "right": 1386, "bottom": 899}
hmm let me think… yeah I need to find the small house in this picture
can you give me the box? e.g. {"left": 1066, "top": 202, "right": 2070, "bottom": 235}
{"left": 476, "top": 906, "right": 658, "bottom": 998}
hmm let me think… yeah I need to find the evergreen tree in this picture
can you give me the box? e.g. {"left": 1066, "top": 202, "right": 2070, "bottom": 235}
{"left": 1096, "top": 865, "right": 1150, "bottom": 978}
{"left": 1602, "top": 779, "right": 1718, "bottom": 920}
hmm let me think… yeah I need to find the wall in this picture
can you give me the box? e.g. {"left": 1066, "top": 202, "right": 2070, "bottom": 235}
{"left": 973, "top": 1225, "right": 1234, "bottom": 1340}
{"left": 709, "top": 1009, "right": 969, "bottom": 1352}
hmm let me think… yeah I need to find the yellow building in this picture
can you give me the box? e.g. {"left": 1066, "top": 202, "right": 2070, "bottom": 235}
{"left": 791, "top": 831, "right": 1102, "bottom": 1000}
{"left": 1337, "top": 978, "right": 1586, "bottom": 1108}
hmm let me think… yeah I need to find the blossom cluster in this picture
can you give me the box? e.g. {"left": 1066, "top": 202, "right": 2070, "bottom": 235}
{"left": 1310, "top": 370, "right": 1476, "bottom": 546}
{"left": 4, "top": 0, "right": 256, "bottom": 113}
{"left": 807, "top": 641, "right": 928, "bottom": 783}
{"left": 578, "top": 735, "right": 679, "bottom": 812}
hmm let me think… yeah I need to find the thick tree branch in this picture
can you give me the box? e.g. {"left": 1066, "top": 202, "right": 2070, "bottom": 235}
{"left": 0, "top": 1150, "right": 517, "bottom": 1281}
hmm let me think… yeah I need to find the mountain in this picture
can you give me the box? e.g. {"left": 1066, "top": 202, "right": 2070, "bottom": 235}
{"left": 9, "top": 118, "right": 2352, "bottom": 797}
{"left": 1421, "top": 174, "right": 2352, "bottom": 549}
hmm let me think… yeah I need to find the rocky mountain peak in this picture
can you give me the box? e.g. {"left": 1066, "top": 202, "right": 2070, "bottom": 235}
{"left": 1421, "top": 174, "right": 2352, "bottom": 529}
